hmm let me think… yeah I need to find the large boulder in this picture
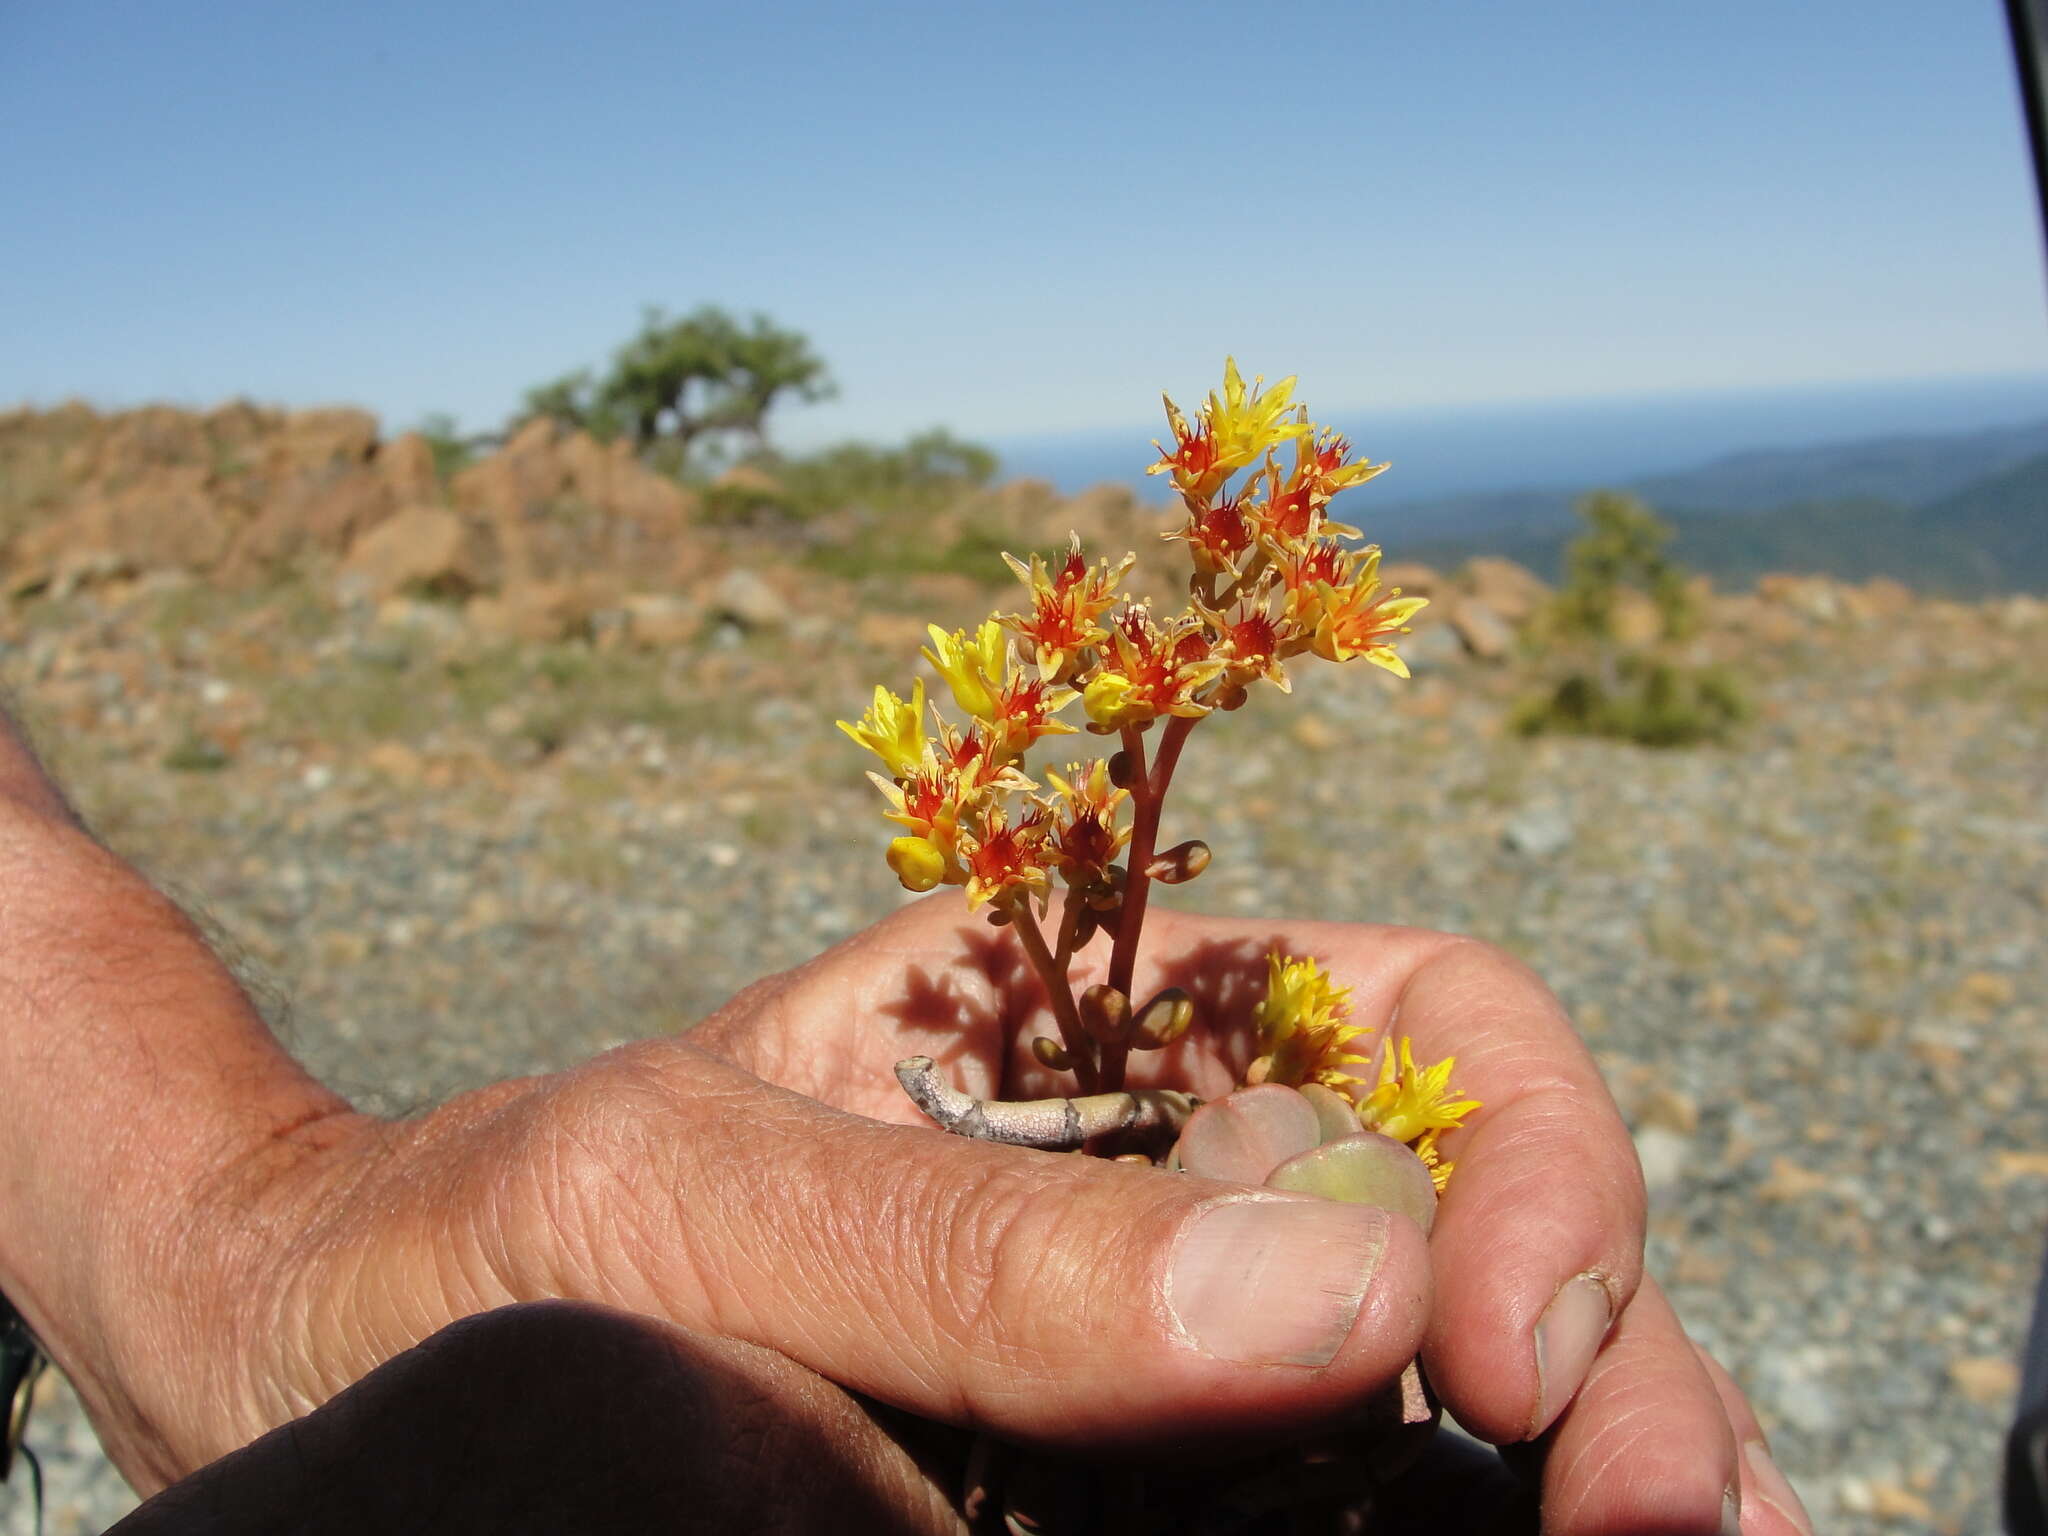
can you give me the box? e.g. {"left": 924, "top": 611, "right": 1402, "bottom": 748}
{"left": 1447, "top": 599, "right": 1515, "bottom": 661}
{"left": 378, "top": 432, "right": 441, "bottom": 506}
{"left": 277, "top": 408, "right": 379, "bottom": 471}
{"left": 11, "top": 465, "right": 234, "bottom": 594}
{"left": 465, "top": 577, "right": 615, "bottom": 643}
{"left": 337, "top": 505, "right": 477, "bottom": 603}
{"left": 1461, "top": 557, "right": 1550, "bottom": 625}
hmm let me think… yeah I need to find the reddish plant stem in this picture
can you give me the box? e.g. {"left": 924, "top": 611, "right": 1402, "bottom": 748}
{"left": 1009, "top": 900, "right": 1098, "bottom": 1092}
{"left": 1052, "top": 877, "right": 1086, "bottom": 967}
{"left": 1100, "top": 715, "right": 1196, "bottom": 1092}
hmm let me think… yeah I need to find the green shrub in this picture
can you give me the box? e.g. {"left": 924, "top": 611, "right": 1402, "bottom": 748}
{"left": 1515, "top": 493, "right": 1748, "bottom": 747}
{"left": 774, "top": 427, "right": 998, "bottom": 519}
{"left": 1514, "top": 655, "right": 1750, "bottom": 747}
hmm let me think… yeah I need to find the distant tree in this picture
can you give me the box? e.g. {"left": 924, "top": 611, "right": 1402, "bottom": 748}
{"left": 517, "top": 307, "right": 834, "bottom": 467}
{"left": 1515, "top": 492, "right": 1746, "bottom": 747}
{"left": 1552, "top": 491, "right": 1696, "bottom": 642}
{"left": 412, "top": 412, "right": 480, "bottom": 480}
{"left": 517, "top": 371, "right": 612, "bottom": 440}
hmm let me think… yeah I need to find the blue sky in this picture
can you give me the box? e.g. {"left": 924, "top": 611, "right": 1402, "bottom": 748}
{"left": 4, "top": 0, "right": 2044, "bottom": 450}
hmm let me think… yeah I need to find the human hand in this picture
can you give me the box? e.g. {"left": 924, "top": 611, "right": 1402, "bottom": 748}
{"left": 689, "top": 897, "right": 1812, "bottom": 1534}
{"left": 0, "top": 796, "right": 1804, "bottom": 1533}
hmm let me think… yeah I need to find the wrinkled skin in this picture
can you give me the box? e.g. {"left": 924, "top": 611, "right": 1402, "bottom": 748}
{"left": 0, "top": 748, "right": 1808, "bottom": 1532}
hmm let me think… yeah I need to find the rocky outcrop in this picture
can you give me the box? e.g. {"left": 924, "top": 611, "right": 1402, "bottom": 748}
{"left": 0, "top": 405, "right": 709, "bottom": 640}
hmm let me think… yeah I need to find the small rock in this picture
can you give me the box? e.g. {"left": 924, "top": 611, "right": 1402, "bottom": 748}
{"left": 1461, "top": 556, "right": 1550, "bottom": 625}
{"left": 1634, "top": 1124, "right": 1689, "bottom": 1202}
{"left": 619, "top": 593, "right": 702, "bottom": 649}
{"left": 1448, "top": 599, "right": 1514, "bottom": 661}
{"left": 364, "top": 741, "right": 423, "bottom": 782}
{"left": 1641, "top": 1086, "right": 1700, "bottom": 1135}
{"left": 1291, "top": 712, "right": 1337, "bottom": 751}
{"left": 709, "top": 569, "right": 786, "bottom": 630}
{"left": 1990, "top": 1150, "right": 2048, "bottom": 1185}
{"left": 466, "top": 581, "right": 588, "bottom": 643}
{"left": 1866, "top": 1482, "right": 1935, "bottom": 1522}
{"left": 1757, "top": 1156, "right": 1833, "bottom": 1201}
{"left": 855, "top": 612, "right": 932, "bottom": 654}
{"left": 1377, "top": 560, "right": 1442, "bottom": 595}
{"left": 1954, "top": 971, "right": 2014, "bottom": 1011}
{"left": 1947, "top": 1355, "right": 2018, "bottom": 1406}
{"left": 1503, "top": 805, "right": 1573, "bottom": 859}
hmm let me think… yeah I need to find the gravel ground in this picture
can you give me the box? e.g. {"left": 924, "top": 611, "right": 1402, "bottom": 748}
{"left": 2, "top": 579, "right": 2043, "bottom": 1534}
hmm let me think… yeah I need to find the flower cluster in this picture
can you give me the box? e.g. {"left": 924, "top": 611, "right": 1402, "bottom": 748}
{"left": 1246, "top": 954, "right": 1479, "bottom": 1190}
{"left": 839, "top": 359, "right": 1472, "bottom": 1168}
{"left": 839, "top": 359, "right": 1428, "bottom": 928}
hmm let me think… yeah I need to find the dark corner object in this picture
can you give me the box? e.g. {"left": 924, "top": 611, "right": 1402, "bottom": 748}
{"left": 2001, "top": 9, "right": 2048, "bottom": 1531}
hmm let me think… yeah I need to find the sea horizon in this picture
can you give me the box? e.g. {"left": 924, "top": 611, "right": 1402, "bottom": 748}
{"left": 988, "top": 369, "right": 2048, "bottom": 507}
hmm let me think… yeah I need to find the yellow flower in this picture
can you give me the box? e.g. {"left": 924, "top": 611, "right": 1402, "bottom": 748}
{"left": 1082, "top": 670, "right": 1144, "bottom": 729}
{"left": 836, "top": 680, "right": 928, "bottom": 780}
{"left": 1310, "top": 548, "right": 1429, "bottom": 676}
{"left": 1149, "top": 359, "right": 1313, "bottom": 500}
{"left": 1082, "top": 606, "right": 1227, "bottom": 729}
{"left": 1042, "top": 759, "right": 1130, "bottom": 880}
{"left": 1246, "top": 954, "right": 1373, "bottom": 1094}
{"left": 1205, "top": 358, "right": 1312, "bottom": 478}
{"left": 1412, "top": 1132, "right": 1455, "bottom": 1193}
{"left": 922, "top": 619, "right": 1010, "bottom": 722}
{"left": 959, "top": 806, "right": 1053, "bottom": 910}
{"left": 1356, "top": 1037, "right": 1480, "bottom": 1147}
{"left": 985, "top": 673, "right": 1079, "bottom": 761}
{"left": 1000, "top": 538, "right": 1134, "bottom": 681}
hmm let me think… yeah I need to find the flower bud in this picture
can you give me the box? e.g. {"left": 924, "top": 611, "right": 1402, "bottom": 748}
{"left": 1084, "top": 672, "right": 1154, "bottom": 729}
{"left": 1107, "top": 750, "right": 1134, "bottom": 788}
{"left": 1146, "top": 839, "right": 1211, "bottom": 884}
{"left": 1031, "top": 1036, "right": 1073, "bottom": 1071}
{"left": 886, "top": 835, "right": 946, "bottom": 892}
{"left": 1080, "top": 984, "right": 1131, "bottom": 1044}
{"left": 1084, "top": 864, "right": 1127, "bottom": 911}
{"left": 1132, "top": 987, "right": 1194, "bottom": 1049}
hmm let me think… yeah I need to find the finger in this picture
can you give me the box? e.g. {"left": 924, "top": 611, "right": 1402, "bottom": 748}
{"left": 115, "top": 1301, "right": 961, "bottom": 1536}
{"left": 1539, "top": 1278, "right": 1739, "bottom": 1536}
{"left": 1368, "top": 935, "right": 1647, "bottom": 1445}
{"left": 500, "top": 1043, "right": 1433, "bottom": 1452}
{"left": 977, "top": 910, "right": 1648, "bottom": 1448}
{"left": 1695, "top": 1344, "right": 1816, "bottom": 1536}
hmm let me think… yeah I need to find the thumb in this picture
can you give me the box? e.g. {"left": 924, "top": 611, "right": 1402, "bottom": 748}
{"left": 519, "top": 1043, "right": 1431, "bottom": 1449}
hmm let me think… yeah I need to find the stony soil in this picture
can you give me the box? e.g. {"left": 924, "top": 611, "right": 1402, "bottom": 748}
{"left": 1, "top": 568, "right": 2043, "bottom": 1535}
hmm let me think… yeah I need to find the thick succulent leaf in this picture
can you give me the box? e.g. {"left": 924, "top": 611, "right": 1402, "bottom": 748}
{"left": 1264, "top": 1132, "right": 1439, "bottom": 1234}
{"left": 1297, "top": 1082, "right": 1364, "bottom": 1145}
{"left": 1168, "top": 1084, "right": 1323, "bottom": 1184}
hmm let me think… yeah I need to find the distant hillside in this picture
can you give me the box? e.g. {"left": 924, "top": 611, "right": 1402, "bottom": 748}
{"left": 1918, "top": 449, "right": 2048, "bottom": 590}
{"left": 1636, "top": 416, "right": 2048, "bottom": 515}
{"left": 1384, "top": 416, "right": 2048, "bottom": 596}
{"left": 1374, "top": 415, "right": 2048, "bottom": 540}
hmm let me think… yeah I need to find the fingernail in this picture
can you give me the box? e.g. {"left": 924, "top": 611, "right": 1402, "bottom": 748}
{"left": 1167, "top": 1198, "right": 1389, "bottom": 1366}
{"left": 1528, "top": 1272, "right": 1612, "bottom": 1438}
{"left": 1721, "top": 1485, "right": 1742, "bottom": 1536}
{"left": 1744, "top": 1440, "right": 1814, "bottom": 1535}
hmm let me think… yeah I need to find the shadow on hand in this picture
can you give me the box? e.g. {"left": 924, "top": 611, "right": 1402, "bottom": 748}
{"left": 1150, "top": 934, "right": 1289, "bottom": 1086}
{"left": 109, "top": 1302, "right": 962, "bottom": 1536}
